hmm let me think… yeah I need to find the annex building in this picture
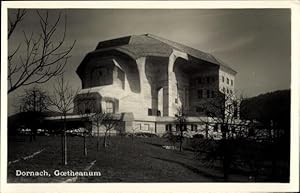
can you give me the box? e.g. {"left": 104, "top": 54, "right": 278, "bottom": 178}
{"left": 71, "top": 34, "right": 237, "bottom": 137}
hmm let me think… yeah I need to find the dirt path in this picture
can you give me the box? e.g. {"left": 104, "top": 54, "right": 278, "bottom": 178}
{"left": 8, "top": 148, "right": 46, "bottom": 165}
{"left": 62, "top": 160, "right": 97, "bottom": 183}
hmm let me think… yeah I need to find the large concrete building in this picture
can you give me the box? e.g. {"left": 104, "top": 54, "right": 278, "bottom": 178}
{"left": 73, "top": 34, "right": 237, "bottom": 136}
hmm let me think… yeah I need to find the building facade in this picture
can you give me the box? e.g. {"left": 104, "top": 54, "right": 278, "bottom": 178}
{"left": 74, "top": 34, "right": 237, "bottom": 136}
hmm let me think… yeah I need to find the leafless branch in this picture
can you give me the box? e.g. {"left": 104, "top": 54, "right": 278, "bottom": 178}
{"left": 8, "top": 9, "right": 26, "bottom": 39}
{"left": 8, "top": 10, "right": 76, "bottom": 94}
{"left": 49, "top": 75, "right": 79, "bottom": 117}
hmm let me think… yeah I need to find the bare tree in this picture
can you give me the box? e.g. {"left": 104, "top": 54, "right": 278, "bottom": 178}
{"left": 175, "top": 106, "right": 187, "bottom": 152}
{"left": 102, "top": 113, "right": 120, "bottom": 148}
{"left": 75, "top": 91, "right": 105, "bottom": 153}
{"left": 49, "top": 75, "right": 79, "bottom": 165}
{"left": 18, "top": 86, "right": 50, "bottom": 141}
{"left": 8, "top": 9, "right": 26, "bottom": 39}
{"left": 196, "top": 91, "right": 251, "bottom": 181}
{"left": 90, "top": 112, "right": 106, "bottom": 151}
{"left": 8, "top": 9, "right": 76, "bottom": 94}
{"left": 75, "top": 91, "right": 92, "bottom": 156}
{"left": 19, "top": 86, "right": 50, "bottom": 113}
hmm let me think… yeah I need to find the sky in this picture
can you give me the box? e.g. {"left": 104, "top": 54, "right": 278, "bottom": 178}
{"left": 7, "top": 9, "right": 291, "bottom": 115}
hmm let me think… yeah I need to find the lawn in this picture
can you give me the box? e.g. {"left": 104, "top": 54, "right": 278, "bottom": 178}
{"left": 7, "top": 135, "right": 287, "bottom": 183}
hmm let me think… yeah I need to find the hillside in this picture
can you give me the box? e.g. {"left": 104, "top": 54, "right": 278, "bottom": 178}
{"left": 240, "top": 89, "right": 290, "bottom": 128}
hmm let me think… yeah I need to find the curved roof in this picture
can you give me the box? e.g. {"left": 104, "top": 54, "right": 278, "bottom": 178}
{"left": 77, "top": 34, "right": 237, "bottom": 75}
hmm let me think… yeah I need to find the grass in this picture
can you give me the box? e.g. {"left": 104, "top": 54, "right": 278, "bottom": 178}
{"left": 7, "top": 135, "right": 288, "bottom": 183}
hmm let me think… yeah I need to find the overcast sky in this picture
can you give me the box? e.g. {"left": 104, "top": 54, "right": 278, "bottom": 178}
{"left": 7, "top": 9, "right": 291, "bottom": 115}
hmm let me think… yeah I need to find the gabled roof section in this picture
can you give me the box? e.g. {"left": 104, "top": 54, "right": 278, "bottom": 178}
{"left": 146, "top": 34, "right": 237, "bottom": 74}
{"left": 145, "top": 34, "right": 218, "bottom": 65}
{"left": 213, "top": 56, "right": 237, "bottom": 75}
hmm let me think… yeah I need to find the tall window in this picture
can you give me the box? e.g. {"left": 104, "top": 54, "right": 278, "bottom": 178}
{"left": 211, "top": 90, "right": 215, "bottom": 98}
{"left": 197, "top": 90, "right": 203, "bottom": 99}
{"left": 157, "top": 110, "right": 161, "bottom": 116}
{"left": 106, "top": 101, "right": 114, "bottom": 113}
{"left": 227, "top": 78, "right": 229, "bottom": 84}
{"left": 231, "top": 79, "right": 233, "bottom": 86}
{"left": 198, "top": 77, "right": 202, "bottom": 84}
{"left": 196, "top": 107, "right": 204, "bottom": 113}
{"left": 207, "top": 89, "right": 210, "bottom": 98}
{"left": 206, "top": 77, "right": 210, "bottom": 83}
{"left": 148, "top": 108, "right": 152, "bottom": 116}
{"left": 85, "top": 109, "right": 91, "bottom": 114}
{"left": 233, "top": 101, "right": 238, "bottom": 118}
{"left": 176, "top": 124, "right": 180, "bottom": 132}
{"left": 165, "top": 124, "right": 172, "bottom": 132}
{"left": 222, "top": 76, "right": 224, "bottom": 82}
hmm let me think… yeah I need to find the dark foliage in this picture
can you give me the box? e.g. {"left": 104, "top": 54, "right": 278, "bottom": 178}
{"left": 240, "top": 89, "right": 290, "bottom": 127}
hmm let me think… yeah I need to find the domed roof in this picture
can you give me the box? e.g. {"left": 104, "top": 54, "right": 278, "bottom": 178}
{"left": 77, "top": 34, "right": 236, "bottom": 75}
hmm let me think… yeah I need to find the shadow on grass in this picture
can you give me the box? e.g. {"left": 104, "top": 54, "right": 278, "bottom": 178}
{"left": 144, "top": 141, "right": 196, "bottom": 153}
{"left": 144, "top": 141, "right": 164, "bottom": 148}
{"left": 150, "top": 156, "right": 224, "bottom": 182}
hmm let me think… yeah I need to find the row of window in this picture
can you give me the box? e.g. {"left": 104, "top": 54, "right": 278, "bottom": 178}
{"left": 165, "top": 123, "right": 253, "bottom": 136}
{"left": 213, "top": 124, "right": 238, "bottom": 133}
{"left": 82, "top": 101, "right": 114, "bottom": 114}
{"left": 193, "top": 76, "right": 234, "bottom": 86}
{"left": 196, "top": 76, "right": 216, "bottom": 84}
{"left": 196, "top": 107, "right": 205, "bottom": 113}
{"left": 222, "top": 76, "right": 234, "bottom": 86}
{"left": 222, "top": 87, "right": 233, "bottom": 95}
{"left": 165, "top": 124, "right": 198, "bottom": 132}
{"left": 136, "top": 123, "right": 151, "bottom": 131}
{"left": 148, "top": 108, "right": 161, "bottom": 116}
{"left": 197, "top": 89, "right": 215, "bottom": 99}
{"left": 196, "top": 106, "right": 238, "bottom": 117}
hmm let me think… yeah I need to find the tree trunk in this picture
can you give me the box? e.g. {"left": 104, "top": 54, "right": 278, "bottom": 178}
{"left": 83, "top": 134, "right": 87, "bottom": 156}
{"left": 179, "top": 130, "right": 183, "bottom": 152}
{"left": 97, "top": 126, "right": 100, "bottom": 151}
{"left": 30, "top": 132, "right": 33, "bottom": 142}
{"left": 61, "top": 130, "right": 64, "bottom": 164}
{"left": 63, "top": 116, "right": 67, "bottom": 165}
{"left": 64, "top": 130, "right": 67, "bottom": 165}
{"left": 103, "top": 130, "right": 108, "bottom": 148}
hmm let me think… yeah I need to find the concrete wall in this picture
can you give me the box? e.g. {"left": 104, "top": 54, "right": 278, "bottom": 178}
{"left": 132, "top": 121, "right": 156, "bottom": 133}
{"left": 145, "top": 57, "right": 169, "bottom": 116}
{"left": 174, "top": 63, "right": 190, "bottom": 112}
{"left": 188, "top": 69, "right": 220, "bottom": 116}
{"left": 91, "top": 124, "right": 120, "bottom": 136}
{"left": 219, "top": 69, "right": 235, "bottom": 95}
{"left": 168, "top": 50, "right": 189, "bottom": 116}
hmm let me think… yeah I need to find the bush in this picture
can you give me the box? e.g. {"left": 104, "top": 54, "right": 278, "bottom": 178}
{"left": 192, "top": 134, "right": 205, "bottom": 139}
